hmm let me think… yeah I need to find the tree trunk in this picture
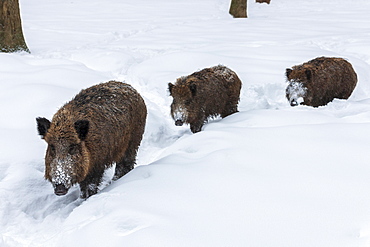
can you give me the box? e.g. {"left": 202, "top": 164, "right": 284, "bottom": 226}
{"left": 0, "top": 0, "right": 30, "bottom": 53}
{"left": 229, "top": 0, "right": 247, "bottom": 18}
{"left": 256, "top": 0, "right": 271, "bottom": 4}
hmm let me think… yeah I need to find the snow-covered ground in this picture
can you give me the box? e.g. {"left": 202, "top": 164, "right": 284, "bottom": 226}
{"left": 1, "top": 0, "right": 370, "bottom": 246}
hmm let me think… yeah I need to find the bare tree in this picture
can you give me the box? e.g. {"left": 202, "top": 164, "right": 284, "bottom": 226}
{"left": 229, "top": 0, "right": 247, "bottom": 18}
{"left": 256, "top": 0, "right": 271, "bottom": 4}
{"left": 0, "top": 0, "right": 29, "bottom": 53}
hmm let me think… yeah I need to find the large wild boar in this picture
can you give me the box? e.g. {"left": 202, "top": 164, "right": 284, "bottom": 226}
{"left": 36, "top": 81, "right": 147, "bottom": 198}
{"left": 286, "top": 57, "right": 357, "bottom": 107}
{"left": 168, "top": 65, "right": 242, "bottom": 133}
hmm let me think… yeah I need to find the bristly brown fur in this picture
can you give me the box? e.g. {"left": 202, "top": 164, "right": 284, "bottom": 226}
{"left": 285, "top": 57, "right": 357, "bottom": 107}
{"left": 37, "top": 81, "right": 147, "bottom": 198}
{"left": 168, "top": 65, "right": 242, "bottom": 133}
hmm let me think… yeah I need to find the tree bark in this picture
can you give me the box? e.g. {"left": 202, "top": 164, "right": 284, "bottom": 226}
{"left": 256, "top": 0, "right": 271, "bottom": 4}
{"left": 229, "top": 0, "right": 247, "bottom": 18}
{"left": 0, "top": 0, "right": 29, "bottom": 53}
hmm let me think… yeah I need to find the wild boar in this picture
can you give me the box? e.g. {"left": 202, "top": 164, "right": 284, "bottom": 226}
{"left": 36, "top": 81, "right": 147, "bottom": 198}
{"left": 286, "top": 57, "right": 357, "bottom": 107}
{"left": 168, "top": 65, "right": 242, "bottom": 133}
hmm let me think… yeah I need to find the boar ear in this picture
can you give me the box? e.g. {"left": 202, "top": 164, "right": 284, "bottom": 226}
{"left": 36, "top": 117, "right": 51, "bottom": 138}
{"left": 285, "top": 68, "right": 293, "bottom": 79}
{"left": 189, "top": 84, "right": 196, "bottom": 97}
{"left": 305, "top": 69, "right": 312, "bottom": 81}
{"left": 168, "top": 83, "right": 174, "bottom": 95}
{"left": 304, "top": 69, "right": 312, "bottom": 81}
{"left": 74, "top": 120, "right": 89, "bottom": 141}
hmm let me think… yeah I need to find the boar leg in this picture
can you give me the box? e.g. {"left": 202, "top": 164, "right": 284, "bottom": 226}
{"left": 221, "top": 107, "right": 238, "bottom": 118}
{"left": 190, "top": 119, "right": 205, "bottom": 133}
{"left": 113, "top": 141, "right": 137, "bottom": 180}
{"left": 221, "top": 98, "right": 239, "bottom": 118}
{"left": 79, "top": 167, "right": 105, "bottom": 198}
{"left": 113, "top": 159, "right": 134, "bottom": 181}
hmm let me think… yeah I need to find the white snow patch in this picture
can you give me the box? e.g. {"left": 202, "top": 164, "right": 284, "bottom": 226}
{"left": 50, "top": 157, "right": 74, "bottom": 188}
{"left": 286, "top": 80, "right": 307, "bottom": 106}
{"left": 171, "top": 106, "right": 188, "bottom": 122}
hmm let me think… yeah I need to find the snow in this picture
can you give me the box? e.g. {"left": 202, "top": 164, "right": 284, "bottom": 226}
{"left": 286, "top": 80, "right": 306, "bottom": 106}
{"left": 1, "top": 0, "right": 370, "bottom": 246}
{"left": 50, "top": 157, "right": 74, "bottom": 189}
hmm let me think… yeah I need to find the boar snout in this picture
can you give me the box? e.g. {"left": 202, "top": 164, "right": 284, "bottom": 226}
{"left": 290, "top": 99, "right": 298, "bottom": 106}
{"left": 175, "top": 119, "right": 184, "bottom": 126}
{"left": 54, "top": 184, "right": 68, "bottom": 196}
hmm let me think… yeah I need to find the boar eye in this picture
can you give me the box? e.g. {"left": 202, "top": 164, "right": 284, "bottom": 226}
{"left": 68, "top": 144, "right": 79, "bottom": 155}
{"left": 49, "top": 145, "right": 56, "bottom": 155}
